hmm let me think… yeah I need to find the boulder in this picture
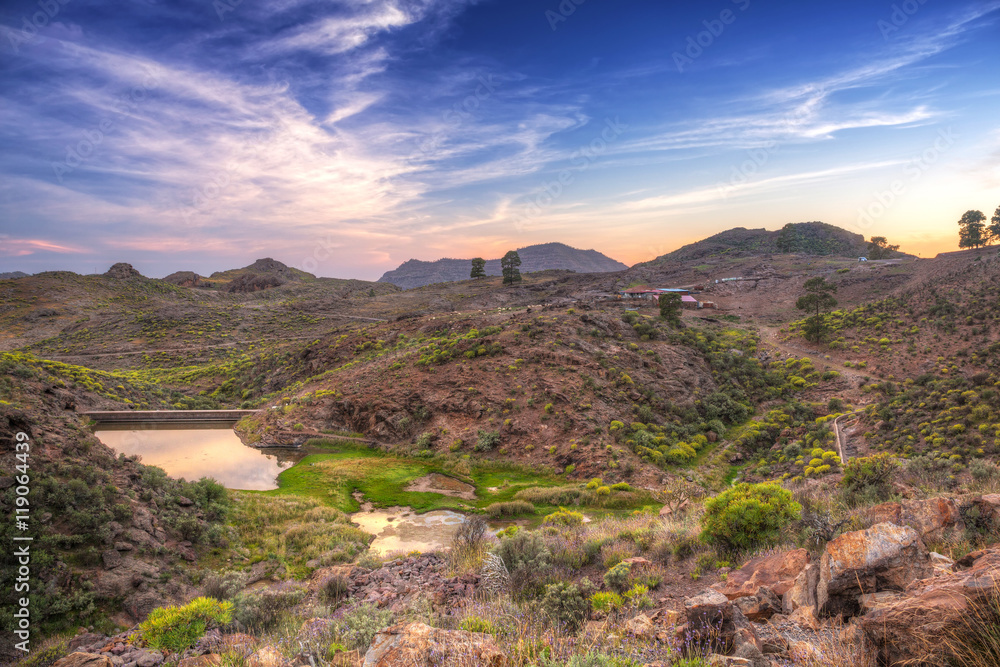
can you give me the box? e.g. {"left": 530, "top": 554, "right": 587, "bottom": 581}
{"left": 866, "top": 498, "right": 964, "bottom": 542}
{"left": 68, "top": 634, "right": 108, "bottom": 652}
{"left": 782, "top": 562, "right": 818, "bottom": 615}
{"left": 624, "top": 613, "right": 656, "bottom": 639}
{"left": 103, "top": 549, "right": 123, "bottom": 569}
{"left": 178, "top": 658, "right": 222, "bottom": 667}
{"left": 861, "top": 548, "right": 1000, "bottom": 666}
{"left": 53, "top": 653, "right": 114, "bottom": 667}
{"left": 816, "top": 522, "right": 932, "bottom": 616}
{"left": 684, "top": 589, "right": 762, "bottom": 657}
{"left": 363, "top": 622, "right": 506, "bottom": 667}
{"left": 732, "top": 586, "right": 782, "bottom": 621}
{"left": 711, "top": 549, "right": 809, "bottom": 600}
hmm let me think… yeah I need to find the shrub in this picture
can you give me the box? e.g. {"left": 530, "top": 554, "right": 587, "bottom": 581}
{"left": 590, "top": 591, "right": 623, "bottom": 613}
{"left": 586, "top": 478, "right": 602, "bottom": 490}
{"left": 543, "top": 507, "right": 584, "bottom": 527}
{"left": 200, "top": 571, "right": 247, "bottom": 601}
{"left": 139, "top": 597, "right": 233, "bottom": 652}
{"left": 841, "top": 453, "right": 898, "bottom": 506}
{"left": 485, "top": 500, "right": 534, "bottom": 519}
{"left": 232, "top": 586, "right": 305, "bottom": 631}
{"left": 603, "top": 561, "right": 632, "bottom": 593}
{"left": 320, "top": 573, "right": 350, "bottom": 603}
{"left": 475, "top": 430, "right": 500, "bottom": 451}
{"left": 540, "top": 578, "right": 594, "bottom": 632}
{"left": 494, "top": 531, "right": 553, "bottom": 597}
{"left": 700, "top": 483, "right": 801, "bottom": 555}
{"left": 334, "top": 603, "right": 394, "bottom": 652}
{"left": 610, "top": 482, "right": 632, "bottom": 492}
{"left": 514, "top": 486, "right": 583, "bottom": 505}
{"left": 460, "top": 615, "right": 503, "bottom": 636}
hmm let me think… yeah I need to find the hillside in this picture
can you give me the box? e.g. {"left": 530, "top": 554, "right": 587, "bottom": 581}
{"left": 3, "top": 240, "right": 1000, "bottom": 667}
{"left": 639, "top": 222, "right": 899, "bottom": 267}
{"left": 377, "top": 242, "right": 628, "bottom": 289}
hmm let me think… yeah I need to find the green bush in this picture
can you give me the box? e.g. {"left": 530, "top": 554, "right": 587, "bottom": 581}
{"left": 494, "top": 531, "right": 553, "bottom": 597}
{"left": 139, "top": 597, "right": 233, "bottom": 652}
{"left": 334, "top": 603, "right": 394, "bottom": 652}
{"left": 542, "top": 507, "right": 584, "bottom": 527}
{"left": 841, "top": 453, "right": 898, "bottom": 505}
{"left": 232, "top": 586, "right": 305, "bottom": 631}
{"left": 540, "top": 578, "right": 594, "bottom": 632}
{"left": 589, "top": 591, "right": 623, "bottom": 613}
{"left": 485, "top": 500, "right": 535, "bottom": 518}
{"left": 475, "top": 430, "right": 500, "bottom": 451}
{"left": 700, "top": 483, "right": 801, "bottom": 555}
{"left": 603, "top": 561, "right": 631, "bottom": 593}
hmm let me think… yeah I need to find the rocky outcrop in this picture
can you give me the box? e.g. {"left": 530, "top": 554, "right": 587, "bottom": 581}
{"left": 861, "top": 548, "right": 1000, "bottom": 666}
{"left": 104, "top": 263, "right": 144, "bottom": 280}
{"left": 711, "top": 549, "right": 809, "bottom": 601}
{"left": 865, "top": 497, "right": 965, "bottom": 542}
{"left": 816, "top": 522, "right": 932, "bottom": 616}
{"left": 683, "top": 590, "right": 765, "bottom": 665}
{"left": 319, "top": 554, "right": 478, "bottom": 613}
{"left": 162, "top": 271, "right": 202, "bottom": 287}
{"left": 362, "top": 622, "right": 505, "bottom": 667}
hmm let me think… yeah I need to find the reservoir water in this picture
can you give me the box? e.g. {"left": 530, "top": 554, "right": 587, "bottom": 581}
{"left": 92, "top": 421, "right": 300, "bottom": 490}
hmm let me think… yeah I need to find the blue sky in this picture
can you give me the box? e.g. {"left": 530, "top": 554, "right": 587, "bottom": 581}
{"left": 1, "top": 0, "right": 999, "bottom": 279}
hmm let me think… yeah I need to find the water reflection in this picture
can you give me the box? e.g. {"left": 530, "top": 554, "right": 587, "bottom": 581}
{"left": 93, "top": 421, "right": 300, "bottom": 490}
{"left": 350, "top": 508, "right": 468, "bottom": 555}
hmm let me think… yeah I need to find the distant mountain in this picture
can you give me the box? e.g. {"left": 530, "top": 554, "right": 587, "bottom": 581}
{"left": 640, "top": 222, "right": 904, "bottom": 266}
{"left": 378, "top": 242, "right": 628, "bottom": 289}
{"left": 0, "top": 271, "right": 29, "bottom": 280}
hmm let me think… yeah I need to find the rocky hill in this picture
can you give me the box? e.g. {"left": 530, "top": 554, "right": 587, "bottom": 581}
{"left": 378, "top": 242, "right": 628, "bottom": 289}
{"left": 640, "top": 222, "right": 899, "bottom": 266}
{"left": 0, "top": 270, "right": 29, "bottom": 280}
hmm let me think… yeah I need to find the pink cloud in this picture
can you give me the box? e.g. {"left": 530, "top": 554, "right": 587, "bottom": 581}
{"left": 0, "top": 237, "right": 87, "bottom": 257}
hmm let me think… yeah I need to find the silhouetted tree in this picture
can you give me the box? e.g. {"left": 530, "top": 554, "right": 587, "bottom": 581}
{"left": 501, "top": 250, "right": 522, "bottom": 286}
{"left": 866, "top": 236, "right": 900, "bottom": 260}
{"left": 470, "top": 257, "right": 486, "bottom": 279}
{"left": 796, "top": 276, "right": 838, "bottom": 342}
{"left": 989, "top": 206, "right": 1000, "bottom": 245}
{"left": 658, "top": 292, "right": 682, "bottom": 325}
{"left": 958, "top": 210, "right": 988, "bottom": 249}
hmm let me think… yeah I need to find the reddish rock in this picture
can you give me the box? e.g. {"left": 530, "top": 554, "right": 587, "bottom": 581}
{"left": 865, "top": 497, "right": 964, "bottom": 542}
{"left": 362, "top": 622, "right": 506, "bottom": 667}
{"left": 816, "top": 522, "right": 932, "bottom": 617}
{"left": 861, "top": 548, "right": 1000, "bottom": 666}
{"left": 52, "top": 654, "right": 113, "bottom": 667}
{"left": 711, "top": 549, "right": 809, "bottom": 600}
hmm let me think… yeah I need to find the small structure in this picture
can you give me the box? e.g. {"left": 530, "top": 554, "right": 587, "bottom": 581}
{"left": 680, "top": 294, "right": 700, "bottom": 310}
{"left": 700, "top": 301, "right": 717, "bottom": 309}
{"left": 858, "top": 257, "right": 868, "bottom": 262}
{"left": 619, "top": 286, "right": 691, "bottom": 300}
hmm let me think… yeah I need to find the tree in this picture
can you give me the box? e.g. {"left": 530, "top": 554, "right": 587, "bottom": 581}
{"left": 796, "top": 276, "right": 838, "bottom": 342}
{"left": 867, "top": 236, "right": 900, "bottom": 260}
{"left": 658, "top": 292, "right": 682, "bottom": 325}
{"left": 989, "top": 206, "right": 1000, "bottom": 245}
{"left": 470, "top": 257, "right": 486, "bottom": 279}
{"left": 501, "top": 250, "right": 521, "bottom": 286}
{"left": 958, "top": 210, "right": 988, "bottom": 249}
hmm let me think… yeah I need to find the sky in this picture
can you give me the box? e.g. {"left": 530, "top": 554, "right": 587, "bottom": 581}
{"left": 1, "top": 0, "right": 999, "bottom": 280}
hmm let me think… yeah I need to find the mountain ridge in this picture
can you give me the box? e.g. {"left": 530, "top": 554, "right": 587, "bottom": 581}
{"left": 378, "top": 242, "right": 628, "bottom": 289}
